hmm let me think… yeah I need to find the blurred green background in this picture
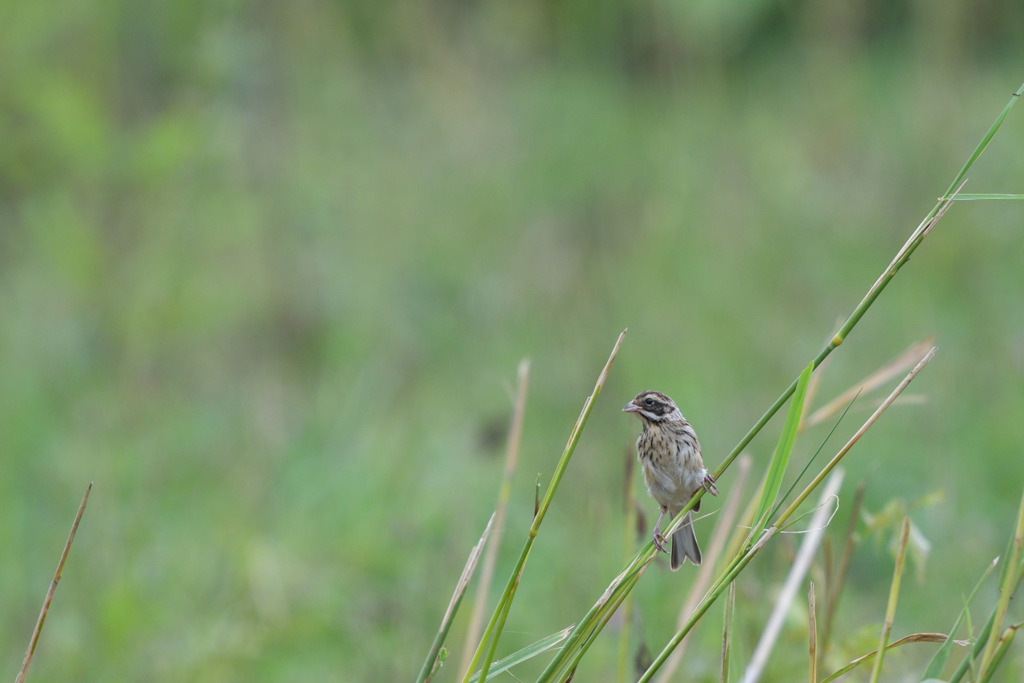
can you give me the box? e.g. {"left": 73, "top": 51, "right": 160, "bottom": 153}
{"left": 3, "top": 1, "right": 1024, "bottom": 680}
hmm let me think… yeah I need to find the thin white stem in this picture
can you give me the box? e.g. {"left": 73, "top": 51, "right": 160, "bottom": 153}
{"left": 740, "top": 471, "right": 845, "bottom": 683}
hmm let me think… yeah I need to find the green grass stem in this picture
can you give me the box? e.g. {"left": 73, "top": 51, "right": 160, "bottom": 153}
{"left": 868, "top": 516, "right": 911, "bottom": 683}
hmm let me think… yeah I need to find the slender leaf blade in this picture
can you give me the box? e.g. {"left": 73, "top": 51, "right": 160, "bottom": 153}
{"left": 467, "top": 627, "right": 573, "bottom": 683}
{"left": 749, "top": 362, "right": 814, "bottom": 540}
{"left": 921, "top": 557, "right": 998, "bottom": 680}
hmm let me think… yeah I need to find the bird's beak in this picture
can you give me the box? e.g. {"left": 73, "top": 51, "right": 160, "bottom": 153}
{"left": 622, "top": 402, "right": 640, "bottom": 413}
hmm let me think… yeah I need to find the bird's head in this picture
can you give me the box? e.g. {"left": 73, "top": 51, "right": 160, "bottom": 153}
{"left": 622, "top": 391, "right": 680, "bottom": 423}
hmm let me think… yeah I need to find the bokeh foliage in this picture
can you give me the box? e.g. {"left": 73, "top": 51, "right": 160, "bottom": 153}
{"left": 3, "top": 1, "right": 1024, "bottom": 680}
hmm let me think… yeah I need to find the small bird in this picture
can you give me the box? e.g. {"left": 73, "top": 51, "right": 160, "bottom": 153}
{"left": 624, "top": 391, "right": 718, "bottom": 569}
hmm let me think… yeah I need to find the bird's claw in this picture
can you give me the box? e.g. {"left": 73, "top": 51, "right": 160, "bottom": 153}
{"left": 653, "top": 531, "right": 669, "bottom": 554}
{"left": 702, "top": 473, "right": 719, "bottom": 496}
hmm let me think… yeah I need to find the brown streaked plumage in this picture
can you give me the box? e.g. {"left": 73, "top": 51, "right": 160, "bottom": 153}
{"left": 624, "top": 390, "right": 718, "bottom": 569}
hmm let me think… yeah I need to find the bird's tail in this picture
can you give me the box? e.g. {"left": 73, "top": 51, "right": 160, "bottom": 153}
{"left": 670, "top": 511, "right": 702, "bottom": 570}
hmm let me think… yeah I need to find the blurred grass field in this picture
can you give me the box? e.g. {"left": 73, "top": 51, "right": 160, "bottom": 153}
{"left": 3, "top": 2, "right": 1024, "bottom": 680}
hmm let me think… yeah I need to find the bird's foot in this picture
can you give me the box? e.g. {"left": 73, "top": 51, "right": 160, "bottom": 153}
{"left": 703, "top": 472, "right": 720, "bottom": 496}
{"left": 653, "top": 530, "right": 669, "bottom": 554}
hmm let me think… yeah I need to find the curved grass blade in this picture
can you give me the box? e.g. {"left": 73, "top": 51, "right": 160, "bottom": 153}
{"left": 466, "top": 626, "right": 573, "bottom": 683}
{"left": 820, "top": 633, "right": 956, "bottom": 683}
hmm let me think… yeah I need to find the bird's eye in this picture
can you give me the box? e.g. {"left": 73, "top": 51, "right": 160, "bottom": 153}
{"left": 644, "top": 397, "right": 655, "bottom": 406}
